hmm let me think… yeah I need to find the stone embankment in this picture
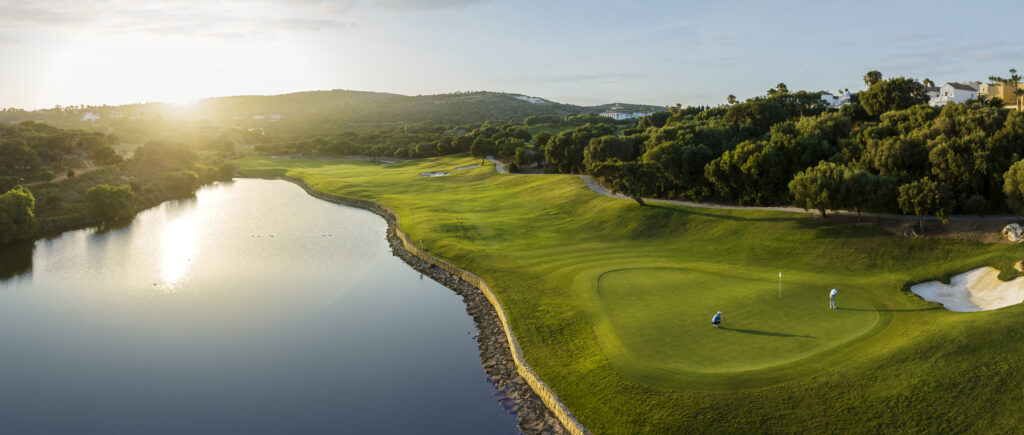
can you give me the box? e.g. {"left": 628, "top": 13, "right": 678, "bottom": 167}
{"left": 280, "top": 176, "right": 583, "bottom": 435}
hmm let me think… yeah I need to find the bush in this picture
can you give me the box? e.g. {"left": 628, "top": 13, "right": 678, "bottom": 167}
{"left": 85, "top": 184, "right": 135, "bottom": 221}
{"left": 0, "top": 187, "right": 37, "bottom": 243}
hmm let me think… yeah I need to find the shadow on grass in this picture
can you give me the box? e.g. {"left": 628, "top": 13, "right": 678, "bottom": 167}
{"left": 837, "top": 306, "right": 942, "bottom": 312}
{"left": 659, "top": 205, "right": 794, "bottom": 223}
{"left": 719, "top": 327, "right": 815, "bottom": 338}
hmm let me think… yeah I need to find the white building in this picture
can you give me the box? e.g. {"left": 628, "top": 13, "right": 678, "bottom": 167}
{"left": 515, "top": 95, "right": 547, "bottom": 104}
{"left": 81, "top": 112, "right": 100, "bottom": 121}
{"left": 820, "top": 91, "right": 851, "bottom": 108}
{"left": 930, "top": 82, "right": 978, "bottom": 106}
{"left": 599, "top": 105, "right": 653, "bottom": 120}
{"left": 924, "top": 86, "right": 940, "bottom": 100}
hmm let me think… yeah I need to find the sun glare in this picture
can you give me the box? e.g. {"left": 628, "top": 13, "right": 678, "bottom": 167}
{"left": 166, "top": 97, "right": 199, "bottom": 108}
{"left": 161, "top": 213, "right": 199, "bottom": 288}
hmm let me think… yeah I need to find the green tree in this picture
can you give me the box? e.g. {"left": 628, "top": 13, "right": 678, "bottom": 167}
{"left": 642, "top": 143, "right": 713, "bottom": 197}
{"left": 497, "top": 138, "right": 524, "bottom": 158}
{"left": 1002, "top": 159, "right": 1024, "bottom": 215}
{"left": 470, "top": 136, "right": 496, "bottom": 165}
{"left": 788, "top": 161, "right": 849, "bottom": 217}
{"left": 0, "top": 187, "right": 37, "bottom": 244}
{"left": 922, "top": 78, "right": 935, "bottom": 88}
{"left": 727, "top": 94, "right": 738, "bottom": 105}
{"left": 93, "top": 146, "right": 123, "bottom": 164}
{"left": 583, "top": 135, "right": 636, "bottom": 169}
{"left": 898, "top": 178, "right": 952, "bottom": 232}
{"left": 533, "top": 131, "right": 553, "bottom": 147}
{"left": 452, "top": 134, "right": 475, "bottom": 153}
{"left": 544, "top": 123, "right": 615, "bottom": 173}
{"left": 637, "top": 111, "right": 671, "bottom": 129}
{"left": 514, "top": 146, "right": 535, "bottom": 169}
{"left": 864, "top": 70, "right": 883, "bottom": 87}
{"left": 218, "top": 162, "right": 236, "bottom": 180}
{"left": 86, "top": 184, "right": 135, "bottom": 221}
{"left": 859, "top": 77, "right": 929, "bottom": 117}
{"left": 590, "top": 160, "right": 660, "bottom": 206}
{"left": 841, "top": 170, "right": 897, "bottom": 221}
{"left": 0, "top": 176, "right": 18, "bottom": 194}
{"left": 705, "top": 140, "right": 790, "bottom": 205}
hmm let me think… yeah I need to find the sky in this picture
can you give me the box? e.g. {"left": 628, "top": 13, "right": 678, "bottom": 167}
{"left": 2, "top": 0, "right": 1023, "bottom": 110}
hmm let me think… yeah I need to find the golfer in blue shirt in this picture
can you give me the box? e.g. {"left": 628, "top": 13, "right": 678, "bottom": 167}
{"left": 711, "top": 311, "right": 722, "bottom": 328}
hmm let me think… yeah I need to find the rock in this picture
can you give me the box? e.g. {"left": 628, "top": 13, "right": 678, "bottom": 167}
{"left": 1003, "top": 224, "right": 1024, "bottom": 243}
{"left": 903, "top": 224, "right": 919, "bottom": 238}
{"left": 1015, "top": 261, "right": 1024, "bottom": 272}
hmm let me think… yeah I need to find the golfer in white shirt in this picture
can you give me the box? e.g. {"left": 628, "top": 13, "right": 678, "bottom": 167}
{"left": 829, "top": 288, "right": 838, "bottom": 309}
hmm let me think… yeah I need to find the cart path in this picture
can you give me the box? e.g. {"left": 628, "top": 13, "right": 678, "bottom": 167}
{"left": 577, "top": 174, "right": 1019, "bottom": 222}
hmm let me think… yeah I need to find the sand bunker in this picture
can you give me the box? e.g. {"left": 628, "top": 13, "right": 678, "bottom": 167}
{"left": 910, "top": 267, "right": 1024, "bottom": 312}
{"left": 419, "top": 171, "right": 449, "bottom": 177}
{"left": 455, "top": 164, "right": 479, "bottom": 171}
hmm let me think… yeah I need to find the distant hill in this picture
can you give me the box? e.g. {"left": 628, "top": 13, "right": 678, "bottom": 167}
{"left": 0, "top": 90, "right": 662, "bottom": 127}
{"left": 0, "top": 90, "right": 662, "bottom": 143}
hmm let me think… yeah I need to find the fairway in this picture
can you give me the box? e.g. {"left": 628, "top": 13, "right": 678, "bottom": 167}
{"left": 238, "top": 155, "right": 1024, "bottom": 433}
{"left": 593, "top": 267, "right": 878, "bottom": 375}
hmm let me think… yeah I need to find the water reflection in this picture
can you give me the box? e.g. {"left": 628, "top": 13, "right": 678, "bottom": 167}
{"left": 0, "top": 179, "right": 517, "bottom": 434}
{"left": 161, "top": 211, "right": 199, "bottom": 288}
{"left": 0, "top": 240, "right": 33, "bottom": 280}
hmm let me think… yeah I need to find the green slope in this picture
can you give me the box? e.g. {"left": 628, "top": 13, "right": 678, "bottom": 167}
{"left": 238, "top": 154, "right": 1024, "bottom": 433}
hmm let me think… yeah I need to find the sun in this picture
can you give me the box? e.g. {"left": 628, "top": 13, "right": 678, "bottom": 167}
{"left": 165, "top": 97, "right": 199, "bottom": 108}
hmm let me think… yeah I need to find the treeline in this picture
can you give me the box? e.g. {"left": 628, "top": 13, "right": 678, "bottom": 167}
{"left": 0, "top": 121, "right": 122, "bottom": 187}
{"left": 0, "top": 123, "right": 237, "bottom": 244}
{"left": 256, "top": 117, "right": 618, "bottom": 171}
{"left": 548, "top": 74, "right": 1024, "bottom": 230}
{"left": 29, "top": 140, "right": 236, "bottom": 234}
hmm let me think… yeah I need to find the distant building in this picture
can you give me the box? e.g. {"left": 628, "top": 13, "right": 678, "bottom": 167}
{"left": 820, "top": 91, "right": 851, "bottom": 108}
{"left": 81, "top": 112, "right": 100, "bottom": 121}
{"left": 979, "top": 82, "right": 1024, "bottom": 109}
{"left": 252, "top": 115, "right": 265, "bottom": 120}
{"left": 929, "top": 82, "right": 978, "bottom": 106}
{"left": 515, "top": 95, "right": 546, "bottom": 104}
{"left": 599, "top": 105, "right": 652, "bottom": 120}
{"left": 924, "top": 86, "right": 940, "bottom": 100}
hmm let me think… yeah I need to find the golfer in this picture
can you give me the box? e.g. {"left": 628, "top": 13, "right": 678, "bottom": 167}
{"left": 829, "top": 288, "right": 838, "bottom": 309}
{"left": 711, "top": 311, "right": 722, "bottom": 328}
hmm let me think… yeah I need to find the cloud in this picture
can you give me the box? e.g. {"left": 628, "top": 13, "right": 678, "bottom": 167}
{"left": 0, "top": 0, "right": 358, "bottom": 39}
{"left": 372, "top": 0, "right": 491, "bottom": 10}
{"left": 504, "top": 73, "right": 650, "bottom": 84}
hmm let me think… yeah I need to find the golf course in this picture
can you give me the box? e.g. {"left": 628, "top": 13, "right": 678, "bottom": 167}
{"left": 238, "top": 155, "right": 1024, "bottom": 433}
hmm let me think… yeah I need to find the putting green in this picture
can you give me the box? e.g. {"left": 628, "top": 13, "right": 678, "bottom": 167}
{"left": 238, "top": 155, "right": 1024, "bottom": 433}
{"left": 592, "top": 267, "right": 878, "bottom": 376}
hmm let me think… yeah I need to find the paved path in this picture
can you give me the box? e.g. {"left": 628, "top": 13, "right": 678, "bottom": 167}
{"left": 486, "top": 156, "right": 509, "bottom": 174}
{"left": 578, "top": 174, "right": 1019, "bottom": 222}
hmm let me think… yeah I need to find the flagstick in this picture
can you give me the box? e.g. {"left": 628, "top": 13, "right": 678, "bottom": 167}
{"left": 778, "top": 272, "right": 782, "bottom": 299}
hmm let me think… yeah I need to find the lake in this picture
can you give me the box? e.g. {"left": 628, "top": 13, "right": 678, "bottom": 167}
{"left": 0, "top": 179, "right": 518, "bottom": 434}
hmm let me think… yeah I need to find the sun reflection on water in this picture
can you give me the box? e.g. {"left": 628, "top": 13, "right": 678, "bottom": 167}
{"left": 161, "top": 212, "right": 199, "bottom": 288}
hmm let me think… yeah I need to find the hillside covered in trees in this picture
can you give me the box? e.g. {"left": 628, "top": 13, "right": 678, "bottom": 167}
{"left": 553, "top": 74, "right": 1024, "bottom": 230}
{"left": 0, "top": 90, "right": 661, "bottom": 146}
{"left": 0, "top": 123, "right": 236, "bottom": 243}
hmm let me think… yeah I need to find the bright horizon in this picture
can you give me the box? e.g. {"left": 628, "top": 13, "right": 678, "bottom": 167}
{"left": 3, "top": 0, "right": 1024, "bottom": 110}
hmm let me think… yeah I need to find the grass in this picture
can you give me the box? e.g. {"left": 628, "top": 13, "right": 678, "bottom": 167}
{"left": 238, "top": 154, "right": 1024, "bottom": 433}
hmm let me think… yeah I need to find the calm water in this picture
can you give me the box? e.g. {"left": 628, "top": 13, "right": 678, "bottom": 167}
{"left": 0, "top": 179, "right": 518, "bottom": 434}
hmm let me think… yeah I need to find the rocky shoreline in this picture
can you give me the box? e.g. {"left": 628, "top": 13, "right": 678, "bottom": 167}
{"left": 281, "top": 177, "right": 569, "bottom": 435}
